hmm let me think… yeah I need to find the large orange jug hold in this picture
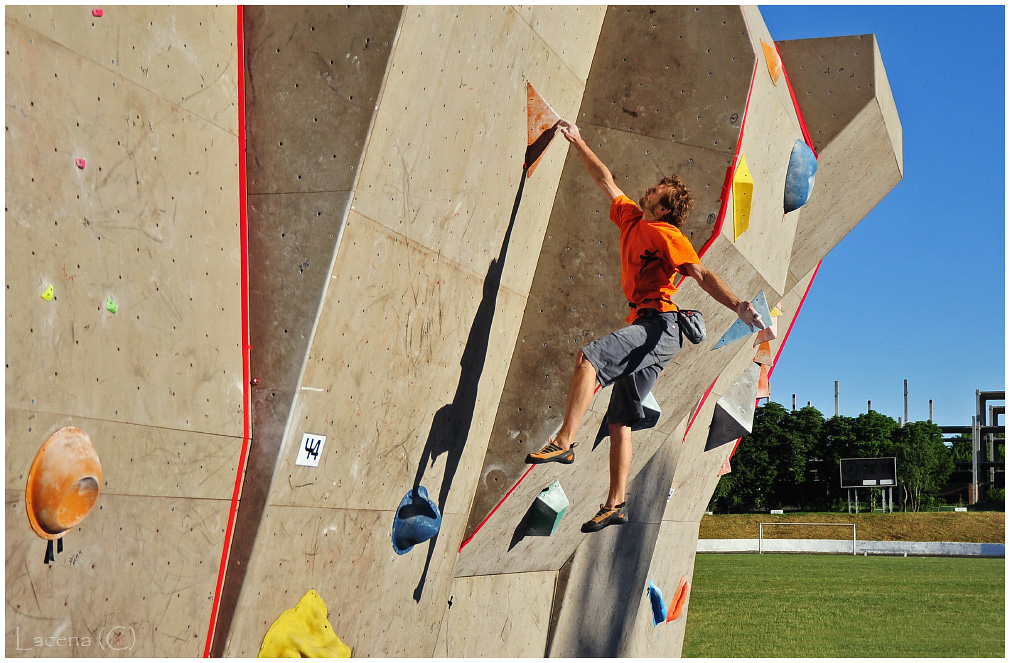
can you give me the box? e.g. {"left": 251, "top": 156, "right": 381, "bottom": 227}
{"left": 25, "top": 427, "right": 103, "bottom": 540}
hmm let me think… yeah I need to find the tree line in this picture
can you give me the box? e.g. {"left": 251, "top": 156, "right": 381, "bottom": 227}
{"left": 707, "top": 401, "right": 977, "bottom": 513}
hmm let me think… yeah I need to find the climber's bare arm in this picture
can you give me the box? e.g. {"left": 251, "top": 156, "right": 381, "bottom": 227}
{"left": 558, "top": 120, "right": 624, "bottom": 202}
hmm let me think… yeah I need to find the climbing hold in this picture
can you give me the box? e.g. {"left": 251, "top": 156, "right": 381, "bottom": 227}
{"left": 648, "top": 581, "right": 667, "bottom": 626}
{"left": 783, "top": 139, "right": 817, "bottom": 213}
{"left": 92, "top": 9, "right": 104, "bottom": 18}
{"left": 755, "top": 313, "right": 778, "bottom": 344}
{"left": 761, "top": 40, "right": 781, "bottom": 84}
{"left": 770, "top": 305, "right": 783, "bottom": 317}
{"left": 712, "top": 290, "right": 771, "bottom": 350}
{"left": 753, "top": 341, "right": 773, "bottom": 365}
{"left": 757, "top": 363, "right": 771, "bottom": 399}
{"left": 26, "top": 427, "right": 102, "bottom": 540}
{"left": 717, "top": 455, "right": 733, "bottom": 477}
{"left": 666, "top": 576, "right": 691, "bottom": 622}
{"left": 41, "top": 284, "right": 54, "bottom": 302}
{"left": 705, "top": 363, "right": 760, "bottom": 451}
{"left": 391, "top": 485, "right": 441, "bottom": 555}
{"left": 594, "top": 390, "right": 661, "bottom": 446}
{"left": 106, "top": 296, "right": 117, "bottom": 314}
{"left": 525, "top": 81, "right": 561, "bottom": 177}
{"left": 732, "top": 154, "right": 753, "bottom": 242}
{"left": 258, "top": 589, "right": 351, "bottom": 658}
{"left": 75, "top": 158, "right": 86, "bottom": 169}
{"left": 525, "top": 480, "right": 569, "bottom": 537}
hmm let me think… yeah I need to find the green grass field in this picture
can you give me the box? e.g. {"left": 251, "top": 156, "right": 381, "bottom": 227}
{"left": 682, "top": 554, "right": 1005, "bottom": 658}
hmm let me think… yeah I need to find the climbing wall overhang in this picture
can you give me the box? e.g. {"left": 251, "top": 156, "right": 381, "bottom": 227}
{"left": 455, "top": 8, "right": 901, "bottom": 658}
{"left": 457, "top": 4, "right": 808, "bottom": 578}
{"left": 778, "top": 34, "right": 903, "bottom": 291}
{"left": 462, "top": 4, "right": 755, "bottom": 556}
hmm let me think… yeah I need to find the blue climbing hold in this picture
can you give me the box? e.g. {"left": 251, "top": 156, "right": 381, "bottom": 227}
{"left": 648, "top": 581, "right": 667, "bottom": 626}
{"left": 712, "top": 290, "right": 772, "bottom": 350}
{"left": 391, "top": 485, "right": 442, "bottom": 555}
{"left": 783, "top": 139, "right": 817, "bottom": 213}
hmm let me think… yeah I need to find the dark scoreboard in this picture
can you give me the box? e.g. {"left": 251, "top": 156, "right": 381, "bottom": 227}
{"left": 839, "top": 457, "right": 897, "bottom": 488}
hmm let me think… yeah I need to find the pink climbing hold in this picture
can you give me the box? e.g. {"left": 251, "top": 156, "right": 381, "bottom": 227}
{"left": 75, "top": 158, "right": 86, "bottom": 169}
{"left": 92, "top": 9, "right": 104, "bottom": 18}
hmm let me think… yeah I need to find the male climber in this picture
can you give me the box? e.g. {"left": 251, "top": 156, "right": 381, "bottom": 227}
{"left": 525, "top": 119, "right": 764, "bottom": 533}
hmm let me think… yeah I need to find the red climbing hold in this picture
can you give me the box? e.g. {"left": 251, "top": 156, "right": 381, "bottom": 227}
{"left": 75, "top": 158, "right": 86, "bottom": 169}
{"left": 525, "top": 82, "right": 561, "bottom": 177}
{"left": 92, "top": 9, "right": 104, "bottom": 18}
{"left": 666, "top": 576, "right": 690, "bottom": 622}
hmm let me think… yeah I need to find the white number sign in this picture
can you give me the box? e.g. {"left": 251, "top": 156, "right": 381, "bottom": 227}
{"left": 295, "top": 433, "right": 326, "bottom": 467}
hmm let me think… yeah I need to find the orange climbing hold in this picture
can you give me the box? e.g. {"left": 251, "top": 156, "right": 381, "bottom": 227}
{"left": 753, "top": 341, "right": 773, "bottom": 365}
{"left": 666, "top": 576, "right": 690, "bottom": 622}
{"left": 26, "top": 427, "right": 102, "bottom": 540}
{"left": 525, "top": 81, "right": 561, "bottom": 177}
{"left": 761, "top": 40, "right": 781, "bottom": 84}
{"left": 757, "top": 363, "right": 770, "bottom": 399}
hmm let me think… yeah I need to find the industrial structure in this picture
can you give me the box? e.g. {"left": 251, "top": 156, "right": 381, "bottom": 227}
{"left": 940, "top": 390, "right": 1005, "bottom": 504}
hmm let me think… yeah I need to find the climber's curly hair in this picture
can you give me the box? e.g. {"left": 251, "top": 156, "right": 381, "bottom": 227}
{"left": 656, "top": 175, "right": 694, "bottom": 228}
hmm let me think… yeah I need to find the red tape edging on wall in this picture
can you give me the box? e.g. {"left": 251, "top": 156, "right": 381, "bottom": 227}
{"left": 697, "top": 59, "right": 760, "bottom": 260}
{"left": 682, "top": 377, "right": 719, "bottom": 442}
{"left": 458, "top": 465, "right": 534, "bottom": 553}
{"left": 769, "top": 259, "right": 821, "bottom": 378}
{"left": 204, "top": 5, "right": 250, "bottom": 657}
{"left": 776, "top": 42, "right": 816, "bottom": 156}
{"left": 764, "top": 39, "right": 822, "bottom": 382}
{"left": 458, "top": 377, "right": 606, "bottom": 549}
{"left": 712, "top": 43, "right": 822, "bottom": 466}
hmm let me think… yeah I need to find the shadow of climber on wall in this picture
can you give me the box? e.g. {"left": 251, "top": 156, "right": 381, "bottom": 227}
{"left": 410, "top": 170, "right": 525, "bottom": 601}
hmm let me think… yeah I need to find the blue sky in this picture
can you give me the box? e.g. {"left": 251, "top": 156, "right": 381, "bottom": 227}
{"left": 758, "top": 5, "right": 1005, "bottom": 426}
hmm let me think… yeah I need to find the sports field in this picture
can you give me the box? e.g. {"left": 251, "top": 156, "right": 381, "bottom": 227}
{"left": 682, "top": 554, "right": 1005, "bottom": 657}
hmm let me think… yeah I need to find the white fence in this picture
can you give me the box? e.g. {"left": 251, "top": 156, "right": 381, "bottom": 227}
{"left": 758, "top": 522, "right": 856, "bottom": 555}
{"left": 698, "top": 539, "right": 1005, "bottom": 557}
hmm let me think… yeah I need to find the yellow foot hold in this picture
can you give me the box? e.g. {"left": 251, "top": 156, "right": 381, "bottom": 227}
{"left": 259, "top": 589, "right": 351, "bottom": 658}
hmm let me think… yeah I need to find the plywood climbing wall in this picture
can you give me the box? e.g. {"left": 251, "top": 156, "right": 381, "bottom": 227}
{"left": 209, "top": 8, "right": 403, "bottom": 652}
{"left": 5, "top": 6, "right": 241, "bottom": 657}
{"left": 5, "top": 5, "right": 903, "bottom": 659}
{"left": 221, "top": 6, "right": 606, "bottom": 657}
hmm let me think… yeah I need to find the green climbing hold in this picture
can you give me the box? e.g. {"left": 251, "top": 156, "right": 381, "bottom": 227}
{"left": 41, "top": 285, "right": 54, "bottom": 302}
{"left": 106, "top": 297, "right": 117, "bottom": 314}
{"left": 526, "top": 480, "right": 570, "bottom": 537}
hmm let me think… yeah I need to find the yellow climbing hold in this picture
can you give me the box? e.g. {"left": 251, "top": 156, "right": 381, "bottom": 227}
{"left": 41, "top": 285, "right": 54, "bottom": 302}
{"left": 770, "top": 306, "right": 782, "bottom": 317}
{"left": 259, "top": 589, "right": 351, "bottom": 658}
{"left": 733, "top": 155, "right": 754, "bottom": 242}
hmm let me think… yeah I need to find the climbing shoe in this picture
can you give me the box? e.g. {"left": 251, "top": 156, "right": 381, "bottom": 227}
{"left": 581, "top": 502, "right": 627, "bottom": 533}
{"left": 525, "top": 440, "right": 575, "bottom": 465}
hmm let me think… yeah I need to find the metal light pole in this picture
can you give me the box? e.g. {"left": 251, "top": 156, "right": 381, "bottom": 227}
{"left": 971, "top": 416, "right": 980, "bottom": 504}
{"left": 903, "top": 379, "right": 908, "bottom": 426}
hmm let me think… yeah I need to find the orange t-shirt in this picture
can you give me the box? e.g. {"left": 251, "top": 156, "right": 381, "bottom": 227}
{"left": 611, "top": 195, "right": 701, "bottom": 323}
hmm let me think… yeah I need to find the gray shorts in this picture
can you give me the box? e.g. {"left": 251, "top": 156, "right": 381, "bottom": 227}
{"left": 581, "top": 309, "right": 681, "bottom": 425}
